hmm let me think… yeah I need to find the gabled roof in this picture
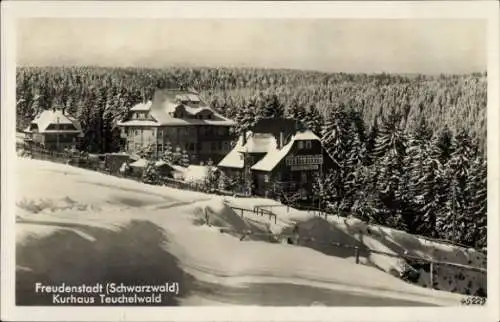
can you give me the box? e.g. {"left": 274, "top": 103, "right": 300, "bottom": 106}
{"left": 292, "top": 130, "right": 321, "bottom": 141}
{"left": 26, "top": 109, "right": 83, "bottom": 135}
{"left": 251, "top": 130, "right": 321, "bottom": 172}
{"left": 218, "top": 130, "right": 320, "bottom": 172}
{"left": 218, "top": 129, "right": 320, "bottom": 171}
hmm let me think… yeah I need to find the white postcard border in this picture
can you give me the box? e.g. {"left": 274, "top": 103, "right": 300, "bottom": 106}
{"left": 1, "top": 1, "right": 499, "bottom": 321}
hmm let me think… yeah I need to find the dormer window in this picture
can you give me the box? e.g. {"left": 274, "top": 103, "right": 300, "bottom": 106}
{"left": 305, "top": 141, "right": 312, "bottom": 149}
{"left": 298, "top": 141, "right": 304, "bottom": 149}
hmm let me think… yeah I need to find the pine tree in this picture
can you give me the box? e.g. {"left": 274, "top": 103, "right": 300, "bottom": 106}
{"left": 142, "top": 160, "right": 159, "bottom": 184}
{"left": 311, "top": 170, "right": 337, "bottom": 212}
{"left": 434, "top": 125, "right": 454, "bottom": 165}
{"left": 304, "top": 106, "right": 323, "bottom": 136}
{"left": 286, "top": 100, "right": 307, "bottom": 120}
{"left": 373, "top": 109, "right": 408, "bottom": 231}
{"left": 321, "top": 109, "right": 351, "bottom": 165}
{"left": 234, "top": 104, "right": 257, "bottom": 136}
{"left": 413, "top": 117, "right": 433, "bottom": 145}
{"left": 374, "top": 108, "right": 406, "bottom": 158}
{"left": 441, "top": 130, "right": 476, "bottom": 243}
{"left": 172, "top": 146, "right": 183, "bottom": 165}
{"left": 180, "top": 149, "right": 190, "bottom": 167}
{"left": 364, "top": 117, "right": 380, "bottom": 165}
{"left": 162, "top": 141, "right": 173, "bottom": 163}
{"left": 464, "top": 156, "right": 487, "bottom": 248}
{"left": 260, "top": 93, "right": 285, "bottom": 119}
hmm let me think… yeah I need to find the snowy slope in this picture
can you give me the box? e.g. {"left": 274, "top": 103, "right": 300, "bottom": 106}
{"left": 220, "top": 199, "right": 486, "bottom": 296}
{"left": 15, "top": 157, "right": 470, "bottom": 306}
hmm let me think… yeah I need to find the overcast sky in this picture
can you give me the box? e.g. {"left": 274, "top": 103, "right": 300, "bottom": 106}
{"left": 17, "top": 19, "right": 486, "bottom": 74}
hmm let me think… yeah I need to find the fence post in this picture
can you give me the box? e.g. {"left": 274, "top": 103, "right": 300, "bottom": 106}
{"left": 205, "top": 208, "right": 210, "bottom": 226}
{"left": 354, "top": 247, "right": 360, "bottom": 264}
{"left": 274, "top": 215, "right": 277, "bottom": 224}
{"left": 241, "top": 209, "right": 244, "bottom": 217}
{"left": 429, "top": 262, "right": 434, "bottom": 289}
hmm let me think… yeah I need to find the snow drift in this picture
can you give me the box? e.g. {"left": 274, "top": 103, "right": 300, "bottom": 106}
{"left": 15, "top": 157, "right": 473, "bottom": 306}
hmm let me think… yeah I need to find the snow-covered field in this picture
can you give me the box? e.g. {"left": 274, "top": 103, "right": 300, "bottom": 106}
{"left": 15, "top": 157, "right": 482, "bottom": 306}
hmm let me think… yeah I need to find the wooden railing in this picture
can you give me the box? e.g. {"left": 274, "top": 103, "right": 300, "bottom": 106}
{"left": 229, "top": 206, "right": 277, "bottom": 224}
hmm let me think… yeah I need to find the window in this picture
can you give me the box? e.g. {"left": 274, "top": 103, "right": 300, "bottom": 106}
{"left": 158, "top": 144, "right": 163, "bottom": 152}
{"left": 305, "top": 140, "right": 312, "bottom": 149}
{"left": 300, "top": 172, "right": 307, "bottom": 183}
{"left": 298, "top": 141, "right": 304, "bottom": 149}
{"left": 158, "top": 130, "right": 163, "bottom": 137}
{"left": 264, "top": 175, "right": 269, "bottom": 183}
{"left": 218, "top": 127, "right": 225, "bottom": 135}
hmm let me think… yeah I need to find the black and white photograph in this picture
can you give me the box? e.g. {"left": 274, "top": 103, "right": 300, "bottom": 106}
{"left": 1, "top": 1, "right": 499, "bottom": 322}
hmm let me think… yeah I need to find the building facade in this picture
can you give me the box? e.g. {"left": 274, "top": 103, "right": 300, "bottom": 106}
{"left": 118, "top": 88, "right": 235, "bottom": 164}
{"left": 23, "top": 108, "right": 83, "bottom": 151}
{"left": 218, "top": 118, "right": 336, "bottom": 204}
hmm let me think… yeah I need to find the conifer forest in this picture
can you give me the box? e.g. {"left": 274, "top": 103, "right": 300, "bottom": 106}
{"left": 16, "top": 66, "right": 488, "bottom": 249}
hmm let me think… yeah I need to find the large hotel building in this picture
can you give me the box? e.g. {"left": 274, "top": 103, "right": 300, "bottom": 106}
{"left": 118, "top": 88, "right": 236, "bottom": 163}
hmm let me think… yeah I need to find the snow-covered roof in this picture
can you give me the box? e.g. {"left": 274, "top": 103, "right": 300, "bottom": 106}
{"left": 181, "top": 105, "right": 212, "bottom": 116}
{"left": 129, "top": 159, "right": 148, "bottom": 168}
{"left": 251, "top": 138, "right": 294, "bottom": 172}
{"left": 294, "top": 130, "right": 321, "bottom": 141}
{"left": 218, "top": 136, "right": 245, "bottom": 169}
{"left": 29, "top": 109, "right": 83, "bottom": 134}
{"left": 155, "top": 160, "right": 168, "bottom": 167}
{"left": 239, "top": 133, "right": 277, "bottom": 153}
{"left": 148, "top": 89, "right": 235, "bottom": 126}
{"left": 130, "top": 101, "right": 152, "bottom": 111}
{"left": 171, "top": 165, "right": 187, "bottom": 173}
{"left": 251, "top": 130, "right": 320, "bottom": 172}
{"left": 118, "top": 89, "right": 235, "bottom": 127}
{"left": 184, "top": 165, "right": 217, "bottom": 183}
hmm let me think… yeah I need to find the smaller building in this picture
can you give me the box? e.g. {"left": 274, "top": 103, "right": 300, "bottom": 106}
{"left": 218, "top": 118, "right": 336, "bottom": 204}
{"left": 24, "top": 108, "right": 83, "bottom": 151}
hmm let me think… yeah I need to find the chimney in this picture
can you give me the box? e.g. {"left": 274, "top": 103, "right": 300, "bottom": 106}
{"left": 242, "top": 131, "right": 247, "bottom": 146}
{"left": 278, "top": 132, "right": 284, "bottom": 149}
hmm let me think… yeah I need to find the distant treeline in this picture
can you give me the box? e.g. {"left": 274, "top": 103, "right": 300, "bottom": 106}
{"left": 16, "top": 66, "right": 487, "bottom": 248}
